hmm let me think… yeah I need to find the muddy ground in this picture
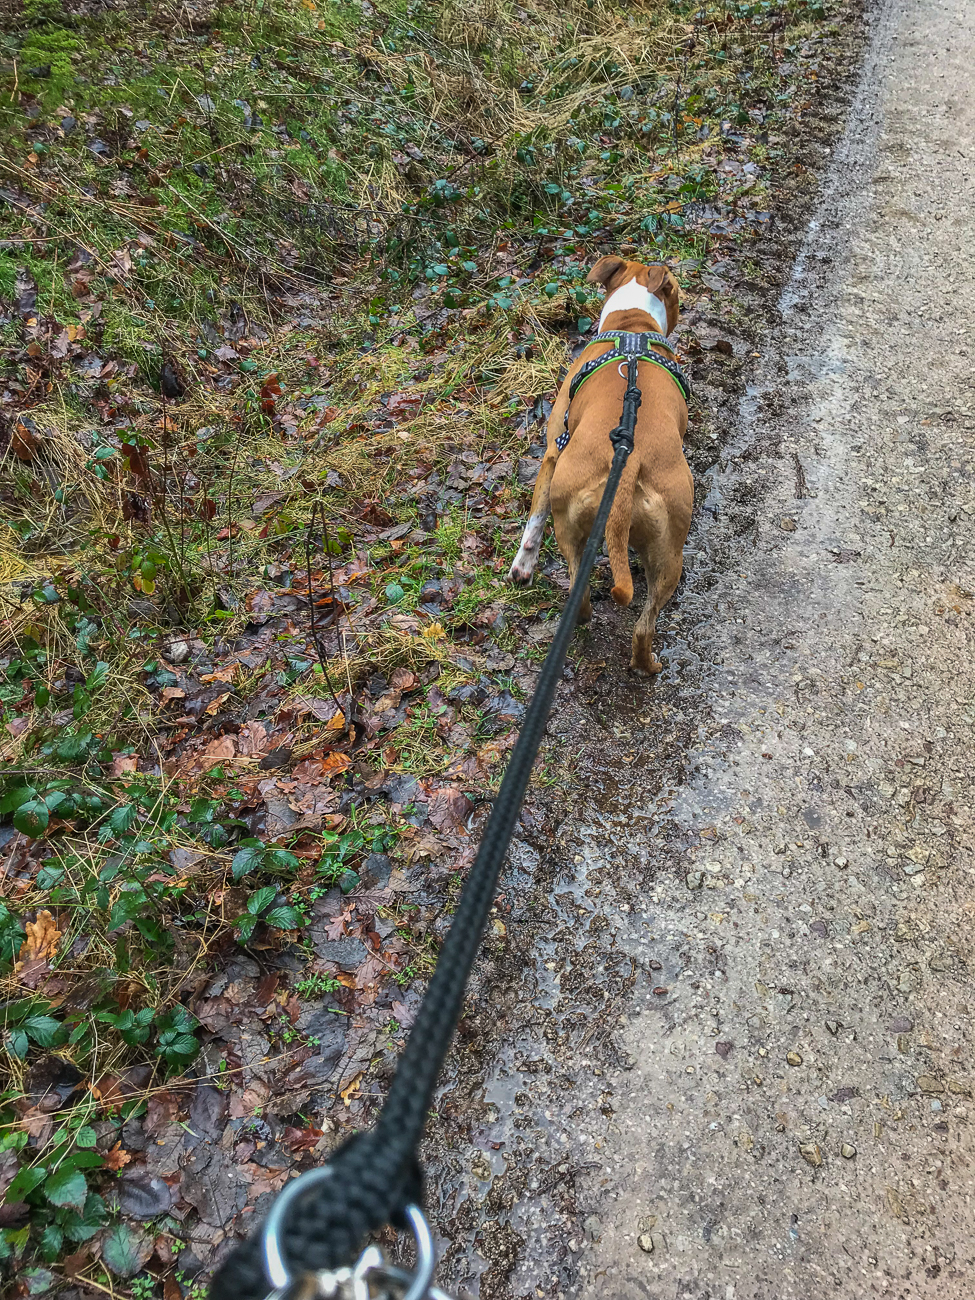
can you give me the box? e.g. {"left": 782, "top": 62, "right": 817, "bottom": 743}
{"left": 418, "top": 1, "right": 975, "bottom": 1297}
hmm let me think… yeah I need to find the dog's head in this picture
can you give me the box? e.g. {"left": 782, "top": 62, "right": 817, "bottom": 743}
{"left": 586, "top": 256, "right": 680, "bottom": 334}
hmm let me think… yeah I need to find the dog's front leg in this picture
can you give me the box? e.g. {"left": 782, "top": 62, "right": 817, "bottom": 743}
{"left": 510, "top": 451, "right": 558, "bottom": 584}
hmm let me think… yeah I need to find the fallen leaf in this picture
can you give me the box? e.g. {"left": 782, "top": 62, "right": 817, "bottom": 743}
{"left": 200, "top": 664, "right": 239, "bottom": 684}
{"left": 17, "top": 909, "right": 62, "bottom": 964}
{"left": 104, "top": 1142, "right": 132, "bottom": 1172}
{"left": 110, "top": 754, "right": 139, "bottom": 776}
{"left": 340, "top": 1072, "right": 363, "bottom": 1105}
{"left": 427, "top": 787, "right": 473, "bottom": 833}
{"left": 203, "top": 734, "right": 236, "bottom": 761}
{"left": 204, "top": 692, "right": 231, "bottom": 716}
{"left": 386, "top": 392, "right": 422, "bottom": 419}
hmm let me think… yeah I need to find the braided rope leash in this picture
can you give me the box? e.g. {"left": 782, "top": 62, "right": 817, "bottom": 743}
{"left": 209, "top": 360, "right": 645, "bottom": 1300}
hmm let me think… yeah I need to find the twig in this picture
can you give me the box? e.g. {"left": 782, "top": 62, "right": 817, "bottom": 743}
{"left": 304, "top": 502, "right": 348, "bottom": 730}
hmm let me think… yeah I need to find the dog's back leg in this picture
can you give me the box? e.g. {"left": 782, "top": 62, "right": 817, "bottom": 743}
{"left": 510, "top": 449, "right": 558, "bottom": 584}
{"left": 630, "top": 487, "right": 691, "bottom": 674}
{"left": 551, "top": 505, "right": 593, "bottom": 625}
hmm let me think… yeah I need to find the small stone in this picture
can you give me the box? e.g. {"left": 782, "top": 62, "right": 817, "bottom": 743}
{"left": 686, "top": 870, "right": 704, "bottom": 890}
{"left": 637, "top": 1233, "right": 655, "bottom": 1254}
{"left": 841, "top": 1143, "right": 856, "bottom": 1159}
{"left": 889, "top": 1016, "right": 913, "bottom": 1033}
{"left": 897, "top": 1034, "right": 910, "bottom": 1053}
{"left": 652, "top": 986, "right": 668, "bottom": 996}
{"left": 583, "top": 1216, "right": 601, "bottom": 1241}
{"left": 825, "top": 1020, "right": 839, "bottom": 1035}
{"left": 787, "top": 1051, "right": 803, "bottom": 1067}
{"left": 833, "top": 856, "right": 848, "bottom": 868}
{"left": 715, "top": 1041, "right": 733, "bottom": 1060}
{"left": 165, "top": 639, "right": 191, "bottom": 665}
{"left": 799, "top": 1142, "right": 822, "bottom": 1167}
{"left": 780, "top": 516, "right": 797, "bottom": 531}
{"left": 917, "top": 1075, "right": 945, "bottom": 1094}
{"left": 948, "top": 1080, "right": 970, "bottom": 1096}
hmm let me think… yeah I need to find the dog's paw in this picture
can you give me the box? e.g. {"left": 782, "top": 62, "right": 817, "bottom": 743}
{"left": 630, "top": 656, "right": 663, "bottom": 677}
{"left": 509, "top": 553, "right": 537, "bottom": 584}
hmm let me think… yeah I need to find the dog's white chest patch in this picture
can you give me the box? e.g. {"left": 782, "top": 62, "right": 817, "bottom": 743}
{"left": 598, "top": 280, "right": 667, "bottom": 333}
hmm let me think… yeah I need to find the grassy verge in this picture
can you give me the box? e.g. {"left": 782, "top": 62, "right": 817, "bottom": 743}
{"left": 1, "top": 0, "right": 859, "bottom": 1292}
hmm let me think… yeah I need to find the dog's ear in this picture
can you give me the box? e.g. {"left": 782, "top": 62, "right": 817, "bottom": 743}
{"left": 648, "top": 265, "right": 680, "bottom": 333}
{"left": 587, "top": 255, "right": 627, "bottom": 289}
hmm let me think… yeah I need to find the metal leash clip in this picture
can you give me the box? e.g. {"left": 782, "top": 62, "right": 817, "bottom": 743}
{"left": 261, "top": 1168, "right": 454, "bottom": 1300}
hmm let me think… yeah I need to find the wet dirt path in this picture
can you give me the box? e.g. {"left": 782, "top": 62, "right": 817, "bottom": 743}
{"left": 431, "top": 0, "right": 975, "bottom": 1296}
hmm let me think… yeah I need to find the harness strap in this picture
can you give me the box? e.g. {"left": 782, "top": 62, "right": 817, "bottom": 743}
{"left": 556, "top": 330, "right": 691, "bottom": 451}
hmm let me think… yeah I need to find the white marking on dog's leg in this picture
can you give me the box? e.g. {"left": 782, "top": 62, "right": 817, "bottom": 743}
{"left": 598, "top": 281, "right": 668, "bottom": 333}
{"left": 509, "top": 512, "right": 547, "bottom": 583}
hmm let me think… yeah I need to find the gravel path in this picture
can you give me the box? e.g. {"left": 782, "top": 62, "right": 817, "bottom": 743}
{"left": 575, "top": 0, "right": 975, "bottom": 1293}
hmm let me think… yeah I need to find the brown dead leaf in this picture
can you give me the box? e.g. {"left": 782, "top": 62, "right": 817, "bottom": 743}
{"left": 12, "top": 421, "right": 39, "bottom": 462}
{"left": 204, "top": 692, "right": 231, "bottom": 716}
{"left": 203, "top": 734, "right": 236, "bottom": 761}
{"left": 103, "top": 1142, "right": 132, "bottom": 1172}
{"left": 237, "top": 721, "right": 269, "bottom": 756}
{"left": 427, "top": 787, "right": 473, "bottom": 833}
{"left": 17, "top": 909, "right": 62, "bottom": 964}
{"left": 19, "top": 1107, "right": 55, "bottom": 1145}
{"left": 159, "top": 687, "right": 186, "bottom": 705}
{"left": 389, "top": 667, "right": 417, "bottom": 691}
{"left": 283, "top": 1124, "right": 324, "bottom": 1152}
{"left": 110, "top": 754, "right": 139, "bottom": 777}
{"left": 340, "top": 1072, "right": 363, "bottom": 1106}
{"left": 200, "top": 664, "right": 239, "bottom": 684}
{"left": 386, "top": 392, "right": 422, "bottom": 420}
{"left": 121, "top": 442, "right": 152, "bottom": 483}
{"left": 163, "top": 1273, "right": 182, "bottom": 1300}
{"left": 324, "top": 914, "right": 348, "bottom": 941}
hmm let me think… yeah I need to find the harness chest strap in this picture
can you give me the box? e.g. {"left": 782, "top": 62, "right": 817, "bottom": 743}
{"left": 556, "top": 330, "right": 691, "bottom": 451}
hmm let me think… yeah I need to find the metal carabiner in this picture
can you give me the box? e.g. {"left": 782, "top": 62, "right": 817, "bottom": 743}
{"left": 261, "top": 1166, "right": 448, "bottom": 1300}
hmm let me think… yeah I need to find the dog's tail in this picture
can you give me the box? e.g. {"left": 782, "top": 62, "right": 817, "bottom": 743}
{"left": 606, "top": 457, "right": 638, "bottom": 606}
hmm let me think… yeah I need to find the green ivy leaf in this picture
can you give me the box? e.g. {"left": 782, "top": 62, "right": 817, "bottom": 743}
{"left": 0, "top": 903, "right": 26, "bottom": 963}
{"left": 7, "top": 1028, "right": 30, "bottom": 1058}
{"left": 263, "top": 906, "right": 301, "bottom": 931}
{"left": 12, "top": 800, "right": 49, "bottom": 838}
{"left": 23, "top": 1014, "right": 62, "bottom": 1048}
{"left": 231, "top": 845, "right": 264, "bottom": 880}
{"left": 247, "top": 886, "right": 276, "bottom": 915}
{"left": 235, "top": 914, "right": 258, "bottom": 942}
{"left": 38, "top": 1224, "right": 64, "bottom": 1263}
{"left": 6, "top": 1164, "right": 46, "bottom": 1202}
{"left": 101, "top": 1223, "right": 152, "bottom": 1277}
{"left": 45, "top": 1167, "right": 88, "bottom": 1210}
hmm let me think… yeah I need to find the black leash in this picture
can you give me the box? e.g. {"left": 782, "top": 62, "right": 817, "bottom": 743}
{"left": 209, "top": 359, "right": 645, "bottom": 1300}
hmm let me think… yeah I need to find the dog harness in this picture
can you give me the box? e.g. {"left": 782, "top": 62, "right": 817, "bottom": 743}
{"left": 557, "top": 330, "right": 691, "bottom": 450}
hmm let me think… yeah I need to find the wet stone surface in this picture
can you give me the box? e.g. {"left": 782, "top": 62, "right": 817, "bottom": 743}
{"left": 419, "top": 0, "right": 975, "bottom": 1296}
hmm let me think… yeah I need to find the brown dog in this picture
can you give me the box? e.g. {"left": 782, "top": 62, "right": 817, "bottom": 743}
{"left": 510, "top": 257, "right": 693, "bottom": 674}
